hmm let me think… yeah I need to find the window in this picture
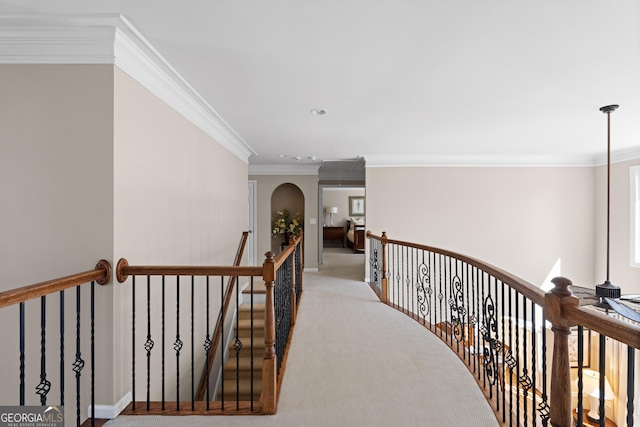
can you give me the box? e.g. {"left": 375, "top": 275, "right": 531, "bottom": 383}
{"left": 631, "top": 165, "right": 640, "bottom": 267}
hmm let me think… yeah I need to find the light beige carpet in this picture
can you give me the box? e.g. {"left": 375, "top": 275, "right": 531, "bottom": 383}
{"left": 105, "top": 249, "right": 498, "bottom": 426}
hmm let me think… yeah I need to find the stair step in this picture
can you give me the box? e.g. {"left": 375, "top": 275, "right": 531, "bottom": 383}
{"left": 223, "top": 356, "right": 264, "bottom": 372}
{"left": 238, "top": 303, "right": 265, "bottom": 319}
{"left": 218, "top": 379, "right": 262, "bottom": 401}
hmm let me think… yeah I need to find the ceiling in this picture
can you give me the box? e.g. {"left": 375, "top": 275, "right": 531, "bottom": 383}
{"left": 1, "top": 1, "right": 639, "bottom": 168}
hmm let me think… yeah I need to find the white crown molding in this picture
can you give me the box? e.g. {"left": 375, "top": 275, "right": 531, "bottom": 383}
{"left": 364, "top": 154, "right": 601, "bottom": 168}
{"left": 593, "top": 146, "right": 640, "bottom": 166}
{"left": 0, "top": 14, "right": 255, "bottom": 163}
{"left": 248, "top": 164, "right": 320, "bottom": 176}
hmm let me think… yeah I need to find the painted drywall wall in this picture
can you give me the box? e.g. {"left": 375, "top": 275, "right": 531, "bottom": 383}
{"left": 249, "top": 175, "right": 319, "bottom": 269}
{"left": 0, "top": 64, "right": 115, "bottom": 409}
{"left": 322, "top": 187, "right": 365, "bottom": 227}
{"left": 594, "top": 158, "right": 640, "bottom": 294}
{"left": 366, "top": 166, "right": 596, "bottom": 288}
{"left": 114, "top": 68, "right": 248, "bottom": 404}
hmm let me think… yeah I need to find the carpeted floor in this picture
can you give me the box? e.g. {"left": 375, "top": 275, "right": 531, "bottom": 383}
{"left": 105, "top": 248, "right": 499, "bottom": 426}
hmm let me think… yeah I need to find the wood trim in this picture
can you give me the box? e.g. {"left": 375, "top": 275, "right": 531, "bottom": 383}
{"left": 0, "top": 260, "right": 111, "bottom": 309}
{"left": 121, "top": 400, "right": 262, "bottom": 416}
{"left": 116, "top": 263, "right": 263, "bottom": 281}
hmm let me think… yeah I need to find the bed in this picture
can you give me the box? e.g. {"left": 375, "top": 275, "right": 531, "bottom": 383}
{"left": 346, "top": 218, "right": 365, "bottom": 253}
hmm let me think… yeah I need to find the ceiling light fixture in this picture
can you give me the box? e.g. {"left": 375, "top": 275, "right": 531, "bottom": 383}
{"left": 310, "top": 108, "right": 327, "bottom": 115}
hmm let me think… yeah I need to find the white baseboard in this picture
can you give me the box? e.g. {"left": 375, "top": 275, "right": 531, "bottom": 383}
{"left": 364, "top": 277, "right": 370, "bottom": 283}
{"left": 304, "top": 267, "right": 318, "bottom": 272}
{"left": 88, "top": 391, "right": 132, "bottom": 419}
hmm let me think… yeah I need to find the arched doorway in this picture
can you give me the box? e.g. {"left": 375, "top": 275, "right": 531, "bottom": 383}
{"left": 271, "top": 183, "right": 305, "bottom": 254}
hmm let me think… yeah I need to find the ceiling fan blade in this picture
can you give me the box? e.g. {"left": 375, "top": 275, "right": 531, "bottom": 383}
{"left": 604, "top": 297, "right": 640, "bottom": 323}
{"left": 570, "top": 285, "right": 599, "bottom": 306}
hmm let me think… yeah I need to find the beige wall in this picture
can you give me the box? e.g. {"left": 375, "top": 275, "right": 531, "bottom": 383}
{"left": 366, "top": 166, "right": 596, "bottom": 288}
{"left": 0, "top": 65, "right": 115, "bottom": 409}
{"left": 0, "top": 64, "right": 248, "bottom": 414}
{"left": 249, "top": 175, "right": 319, "bottom": 269}
{"left": 322, "top": 187, "right": 365, "bottom": 227}
{"left": 114, "top": 68, "right": 248, "bottom": 403}
{"left": 595, "top": 159, "right": 640, "bottom": 294}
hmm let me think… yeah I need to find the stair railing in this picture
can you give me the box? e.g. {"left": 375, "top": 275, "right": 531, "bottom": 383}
{"left": 195, "top": 231, "right": 249, "bottom": 401}
{"left": 115, "top": 232, "right": 303, "bottom": 416}
{"left": 367, "top": 231, "right": 640, "bottom": 427}
{"left": 0, "top": 260, "right": 112, "bottom": 427}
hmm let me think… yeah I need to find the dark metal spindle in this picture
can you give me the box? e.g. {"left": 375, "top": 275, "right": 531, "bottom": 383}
{"left": 19, "top": 302, "right": 25, "bottom": 406}
{"left": 161, "top": 276, "right": 165, "bottom": 410}
{"left": 37, "top": 295, "right": 49, "bottom": 406}
{"left": 531, "top": 300, "right": 537, "bottom": 427}
{"left": 577, "top": 324, "right": 584, "bottom": 427}
{"left": 250, "top": 277, "right": 254, "bottom": 411}
{"left": 191, "top": 276, "right": 194, "bottom": 410}
{"left": 91, "top": 281, "right": 96, "bottom": 427}
{"left": 508, "top": 287, "right": 513, "bottom": 427}
{"left": 628, "top": 346, "right": 635, "bottom": 427}
{"left": 599, "top": 333, "right": 606, "bottom": 427}
{"left": 220, "top": 276, "right": 225, "bottom": 409}
{"left": 146, "top": 276, "right": 153, "bottom": 410}
{"left": 522, "top": 293, "right": 528, "bottom": 427}
{"left": 205, "top": 276, "right": 210, "bottom": 408}
{"left": 60, "top": 290, "right": 65, "bottom": 407}
{"left": 74, "top": 287, "right": 83, "bottom": 427}
{"left": 132, "top": 276, "right": 136, "bottom": 410}
{"left": 175, "top": 276, "right": 181, "bottom": 411}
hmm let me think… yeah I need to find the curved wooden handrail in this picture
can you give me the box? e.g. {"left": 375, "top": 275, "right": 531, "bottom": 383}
{"left": 0, "top": 260, "right": 111, "bottom": 309}
{"left": 566, "top": 303, "right": 640, "bottom": 349}
{"left": 367, "top": 231, "right": 545, "bottom": 306}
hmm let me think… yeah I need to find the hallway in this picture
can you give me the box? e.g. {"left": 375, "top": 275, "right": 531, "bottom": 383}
{"left": 105, "top": 248, "right": 498, "bottom": 426}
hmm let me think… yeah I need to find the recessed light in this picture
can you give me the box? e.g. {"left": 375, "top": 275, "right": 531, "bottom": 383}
{"left": 280, "top": 154, "right": 288, "bottom": 158}
{"left": 293, "top": 156, "right": 301, "bottom": 161}
{"left": 310, "top": 108, "right": 327, "bottom": 115}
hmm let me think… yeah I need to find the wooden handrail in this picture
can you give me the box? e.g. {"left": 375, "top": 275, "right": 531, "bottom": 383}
{"left": 116, "top": 261, "right": 262, "bottom": 282}
{"left": 196, "top": 231, "right": 249, "bottom": 401}
{"left": 0, "top": 260, "right": 111, "bottom": 309}
{"left": 367, "top": 231, "right": 545, "bottom": 306}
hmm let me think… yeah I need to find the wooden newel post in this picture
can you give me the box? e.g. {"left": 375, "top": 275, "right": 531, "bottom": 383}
{"left": 381, "top": 232, "right": 389, "bottom": 304}
{"left": 546, "top": 276, "right": 578, "bottom": 427}
{"left": 261, "top": 251, "right": 277, "bottom": 414}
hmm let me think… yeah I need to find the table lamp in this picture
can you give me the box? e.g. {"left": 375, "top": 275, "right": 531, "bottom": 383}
{"left": 580, "top": 369, "right": 615, "bottom": 422}
{"left": 325, "top": 207, "right": 338, "bottom": 226}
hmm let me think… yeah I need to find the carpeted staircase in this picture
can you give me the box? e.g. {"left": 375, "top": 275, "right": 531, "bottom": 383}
{"left": 218, "top": 302, "right": 265, "bottom": 402}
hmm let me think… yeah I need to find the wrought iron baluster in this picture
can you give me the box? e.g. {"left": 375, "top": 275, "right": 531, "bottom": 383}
{"left": 74, "top": 287, "right": 84, "bottom": 426}
{"left": 204, "top": 276, "right": 211, "bottom": 408}
{"left": 501, "top": 280, "right": 506, "bottom": 421}
{"left": 219, "top": 276, "right": 225, "bottom": 409}
{"left": 531, "top": 299, "right": 537, "bottom": 427}
{"left": 515, "top": 290, "right": 520, "bottom": 424}
{"left": 191, "top": 276, "right": 194, "bottom": 410}
{"left": 235, "top": 273, "right": 241, "bottom": 408}
{"left": 599, "top": 333, "right": 606, "bottom": 424}
{"left": 37, "top": 295, "right": 50, "bottom": 405}
{"left": 539, "top": 311, "right": 550, "bottom": 426}
{"left": 628, "top": 346, "right": 635, "bottom": 427}
{"left": 60, "top": 290, "right": 65, "bottom": 407}
{"left": 19, "top": 302, "right": 25, "bottom": 406}
{"left": 175, "top": 276, "right": 182, "bottom": 411}
{"left": 132, "top": 276, "right": 136, "bottom": 410}
{"left": 161, "top": 276, "right": 165, "bottom": 410}
{"left": 250, "top": 277, "right": 254, "bottom": 411}
{"left": 521, "top": 293, "right": 529, "bottom": 426}
{"left": 508, "top": 287, "right": 514, "bottom": 427}
{"left": 91, "top": 280, "right": 95, "bottom": 427}
{"left": 146, "top": 276, "right": 154, "bottom": 410}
